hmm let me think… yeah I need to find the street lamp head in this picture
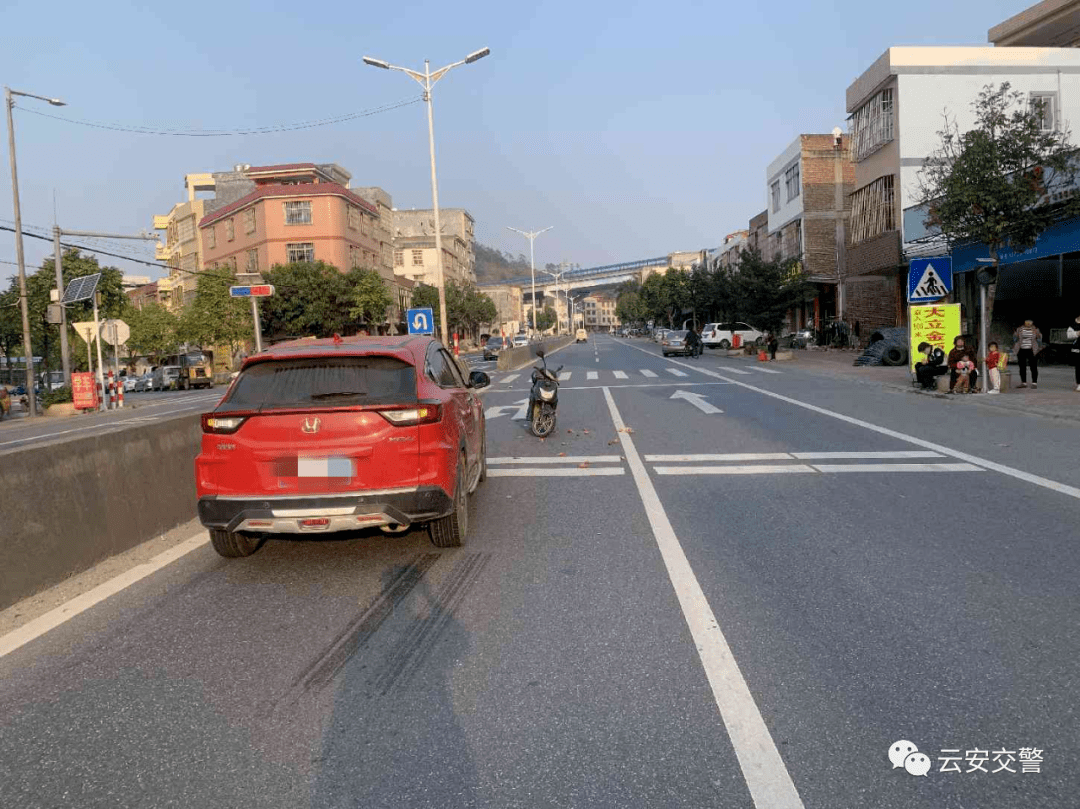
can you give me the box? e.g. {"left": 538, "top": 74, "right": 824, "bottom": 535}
{"left": 48, "top": 98, "right": 65, "bottom": 107}
{"left": 362, "top": 56, "right": 391, "bottom": 69}
{"left": 465, "top": 47, "right": 491, "bottom": 64}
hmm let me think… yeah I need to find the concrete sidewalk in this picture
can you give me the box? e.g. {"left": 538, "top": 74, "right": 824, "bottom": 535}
{"left": 715, "top": 346, "right": 1080, "bottom": 422}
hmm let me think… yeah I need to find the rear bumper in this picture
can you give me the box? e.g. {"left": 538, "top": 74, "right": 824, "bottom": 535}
{"left": 197, "top": 486, "right": 453, "bottom": 534}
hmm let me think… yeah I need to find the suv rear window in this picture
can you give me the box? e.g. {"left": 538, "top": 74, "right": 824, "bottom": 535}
{"left": 221, "top": 355, "right": 416, "bottom": 410}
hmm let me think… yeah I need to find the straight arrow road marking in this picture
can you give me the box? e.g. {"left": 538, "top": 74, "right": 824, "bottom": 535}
{"left": 483, "top": 399, "right": 529, "bottom": 420}
{"left": 670, "top": 389, "right": 722, "bottom": 414}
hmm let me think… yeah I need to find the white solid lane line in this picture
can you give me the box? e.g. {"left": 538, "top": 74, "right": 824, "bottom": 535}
{"left": 620, "top": 340, "right": 1080, "bottom": 501}
{"left": 558, "top": 371, "right": 572, "bottom": 381}
{"left": 654, "top": 465, "right": 816, "bottom": 475}
{"left": 640, "top": 369, "right": 658, "bottom": 378}
{"left": 487, "top": 468, "right": 624, "bottom": 477}
{"left": 587, "top": 371, "right": 599, "bottom": 380}
{"left": 790, "top": 450, "right": 943, "bottom": 459}
{"left": 488, "top": 455, "right": 622, "bottom": 464}
{"left": 602, "top": 387, "right": 805, "bottom": 809}
{"left": 811, "top": 463, "right": 982, "bottom": 473}
{"left": 646, "top": 453, "right": 793, "bottom": 462}
{"left": 612, "top": 371, "right": 628, "bottom": 379}
{"left": 501, "top": 374, "right": 520, "bottom": 384}
{"left": 0, "top": 530, "right": 208, "bottom": 659}
{"left": 665, "top": 369, "right": 688, "bottom": 377}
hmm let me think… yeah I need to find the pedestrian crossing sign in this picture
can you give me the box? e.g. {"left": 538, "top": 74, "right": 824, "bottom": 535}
{"left": 908, "top": 257, "right": 952, "bottom": 303}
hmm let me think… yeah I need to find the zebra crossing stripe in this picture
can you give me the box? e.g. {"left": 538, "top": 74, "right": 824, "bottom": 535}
{"left": 558, "top": 371, "right": 572, "bottom": 381}
{"left": 613, "top": 371, "right": 628, "bottom": 379}
{"left": 752, "top": 367, "right": 782, "bottom": 374}
{"left": 640, "top": 370, "right": 658, "bottom": 378}
{"left": 587, "top": 371, "right": 599, "bottom": 380}
{"left": 501, "top": 374, "right": 520, "bottom": 384}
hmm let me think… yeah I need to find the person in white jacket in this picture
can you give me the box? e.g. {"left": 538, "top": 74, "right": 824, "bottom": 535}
{"left": 1068, "top": 316, "right": 1080, "bottom": 392}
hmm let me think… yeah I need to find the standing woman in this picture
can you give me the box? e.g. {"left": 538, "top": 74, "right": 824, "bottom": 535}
{"left": 1012, "top": 319, "right": 1044, "bottom": 389}
{"left": 1068, "top": 315, "right": 1080, "bottom": 392}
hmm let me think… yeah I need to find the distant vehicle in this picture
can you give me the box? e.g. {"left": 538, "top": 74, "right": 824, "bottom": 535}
{"left": 122, "top": 375, "right": 139, "bottom": 393}
{"left": 652, "top": 328, "right": 670, "bottom": 343}
{"left": 134, "top": 372, "right": 153, "bottom": 392}
{"left": 575, "top": 328, "right": 588, "bottom": 343}
{"left": 483, "top": 336, "right": 508, "bottom": 361}
{"left": 512, "top": 335, "right": 529, "bottom": 348}
{"left": 39, "top": 370, "right": 65, "bottom": 391}
{"left": 195, "top": 335, "right": 490, "bottom": 558}
{"left": 151, "top": 365, "right": 181, "bottom": 391}
{"left": 661, "top": 330, "right": 693, "bottom": 357}
{"left": 785, "top": 326, "right": 815, "bottom": 349}
{"left": 702, "top": 322, "right": 764, "bottom": 349}
{"left": 161, "top": 350, "right": 214, "bottom": 390}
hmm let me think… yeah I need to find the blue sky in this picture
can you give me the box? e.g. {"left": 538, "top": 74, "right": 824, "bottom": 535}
{"left": 2, "top": 0, "right": 1029, "bottom": 285}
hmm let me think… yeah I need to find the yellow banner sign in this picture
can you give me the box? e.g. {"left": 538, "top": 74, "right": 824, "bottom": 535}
{"left": 909, "top": 303, "right": 961, "bottom": 371}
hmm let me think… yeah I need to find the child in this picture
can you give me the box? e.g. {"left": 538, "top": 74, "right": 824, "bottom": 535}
{"left": 954, "top": 358, "right": 975, "bottom": 393}
{"left": 985, "top": 342, "right": 1002, "bottom": 395}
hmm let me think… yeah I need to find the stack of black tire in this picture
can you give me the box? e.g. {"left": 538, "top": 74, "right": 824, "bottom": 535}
{"left": 853, "top": 327, "right": 909, "bottom": 367}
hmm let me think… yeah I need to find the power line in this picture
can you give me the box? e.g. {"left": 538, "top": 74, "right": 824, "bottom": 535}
{"left": 0, "top": 225, "right": 232, "bottom": 280}
{"left": 16, "top": 96, "right": 422, "bottom": 136}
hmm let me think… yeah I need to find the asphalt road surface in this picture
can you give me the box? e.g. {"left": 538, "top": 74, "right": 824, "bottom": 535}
{"left": 1, "top": 334, "right": 1076, "bottom": 808}
{"left": 0, "top": 388, "right": 223, "bottom": 453}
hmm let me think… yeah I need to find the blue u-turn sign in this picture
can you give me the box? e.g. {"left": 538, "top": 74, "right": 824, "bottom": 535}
{"left": 407, "top": 308, "right": 434, "bottom": 335}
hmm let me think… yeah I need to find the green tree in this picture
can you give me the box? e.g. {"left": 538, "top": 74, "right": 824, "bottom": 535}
{"left": 125, "top": 302, "right": 179, "bottom": 363}
{"left": 918, "top": 82, "right": 1080, "bottom": 265}
{"left": 347, "top": 268, "right": 393, "bottom": 329}
{"left": 410, "top": 283, "right": 498, "bottom": 341}
{"left": 731, "top": 249, "right": 815, "bottom": 334}
{"left": 535, "top": 306, "right": 557, "bottom": 332}
{"left": 178, "top": 271, "right": 252, "bottom": 364}
{"left": 260, "top": 261, "right": 353, "bottom": 339}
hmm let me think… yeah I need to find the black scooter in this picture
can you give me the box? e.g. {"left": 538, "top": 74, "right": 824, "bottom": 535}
{"left": 527, "top": 349, "right": 562, "bottom": 437}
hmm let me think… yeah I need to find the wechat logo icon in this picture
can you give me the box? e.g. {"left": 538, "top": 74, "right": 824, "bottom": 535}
{"left": 890, "top": 740, "right": 930, "bottom": 776}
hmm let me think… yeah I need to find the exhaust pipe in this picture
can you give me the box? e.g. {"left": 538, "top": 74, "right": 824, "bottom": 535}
{"left": 379, "top": 523, "right": 410, "bottom": 534}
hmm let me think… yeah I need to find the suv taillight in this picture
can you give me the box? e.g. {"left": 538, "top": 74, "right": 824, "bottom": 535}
{"left": 377, "top": 404, "right": 442, "bottom": 426}
{"left": 202, "top": 413, "right": 248, "bottom": 434}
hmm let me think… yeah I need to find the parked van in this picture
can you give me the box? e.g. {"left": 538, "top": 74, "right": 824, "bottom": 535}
{"left": 151, "top": 365, "right": 181, "bottom": 391}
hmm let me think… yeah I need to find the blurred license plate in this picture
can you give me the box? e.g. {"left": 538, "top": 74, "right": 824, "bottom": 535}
{"left": 297, "top": 456, "right": 353, "bottom": 478}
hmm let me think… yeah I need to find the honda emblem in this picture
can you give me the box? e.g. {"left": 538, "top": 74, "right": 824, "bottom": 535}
{"left": 301, "top": 417, "right": 321, "bottom": 434}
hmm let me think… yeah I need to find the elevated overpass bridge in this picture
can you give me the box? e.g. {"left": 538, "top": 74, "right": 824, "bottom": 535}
{"left": 479, "top": 255, "right": 675, "bottom": 297}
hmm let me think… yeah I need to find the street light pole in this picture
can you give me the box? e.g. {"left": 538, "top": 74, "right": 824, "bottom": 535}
{"left": 507, "top": 226, "right": 553, "bottom": 336}
{"left": 540, "top": 266, "right": 569, "bottom": 335}
{"left": 363, "top": 47, "right": 490, "bottom": 346}
{"left": 5, "top": 86, "right": 65, "bottom": 418}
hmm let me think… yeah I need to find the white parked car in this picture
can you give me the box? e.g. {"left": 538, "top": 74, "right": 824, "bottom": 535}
{"left": 702, "top": 321, "right": 764, "bottom": 349}
{"left": 122, "top": 375, "right": 138, "bottom": 393}
{"left": 512, "top": 335, "right": 529, "bottom": 347}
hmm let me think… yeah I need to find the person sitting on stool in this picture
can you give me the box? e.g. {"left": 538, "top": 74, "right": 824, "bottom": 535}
{"left": 915, "top": 342, "right": 947, "bottom": 390}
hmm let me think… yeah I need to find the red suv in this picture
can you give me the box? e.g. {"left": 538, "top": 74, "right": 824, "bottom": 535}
{"left": 195, "top": 336, "right": 490, "bottom": 557}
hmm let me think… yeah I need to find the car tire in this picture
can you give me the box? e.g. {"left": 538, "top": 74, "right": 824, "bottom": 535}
{"left": 719, "top": 339, "right": 731, "bottom": 349}
{"left": 430, "top": 455, "right": 468, "bottom": 548}
{"left": 209, "top": 528, "right": 262, "bottom": 558}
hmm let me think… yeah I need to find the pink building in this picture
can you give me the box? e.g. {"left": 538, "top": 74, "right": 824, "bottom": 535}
{"left": 198, "top": 163, "right": 384, "bottom": 276}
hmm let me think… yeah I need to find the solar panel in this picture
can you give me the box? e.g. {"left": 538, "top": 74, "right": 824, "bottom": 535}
{"left": 61, "top": 273, "right": 101, "bottom": 304}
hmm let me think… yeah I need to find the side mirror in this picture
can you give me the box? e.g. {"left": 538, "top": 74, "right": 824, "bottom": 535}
{"left": 536, "top": 349, "right": 546, "bottom": 358}
{"left": 468, "top": 371, "right": 490, "bottom": 389}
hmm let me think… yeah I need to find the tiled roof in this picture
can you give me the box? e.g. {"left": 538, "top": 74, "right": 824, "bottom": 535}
{"left": 244, "top": 163, "right": 318, "bottom": 174}
{"left": 199, "top": 182, "right": 379, "bottom": 227}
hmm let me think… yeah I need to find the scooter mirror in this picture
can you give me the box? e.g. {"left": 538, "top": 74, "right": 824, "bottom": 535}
{"left": 536, "top": 349, "right": 546, "bottom": 358}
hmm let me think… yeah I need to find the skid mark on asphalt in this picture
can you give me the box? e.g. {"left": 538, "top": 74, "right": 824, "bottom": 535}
{"left": 282, "top": 553, "right": 441, "bottom": 702}
{"left": 366, "top": 552, "right": 491, "bottom": 696}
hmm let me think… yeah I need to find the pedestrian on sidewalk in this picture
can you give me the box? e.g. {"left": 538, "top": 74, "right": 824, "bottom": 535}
{"left": 767, "top": 332, "right": 779, "bottom": 361}
{"left": 948, "top": 336, "right": 979, "bottom": 393}
{"left": 1012, "top": 319, "right": 1043, "bottom": 389}
{"left": 915, "top": 342, "right": 948, "bottom": 390}
{"left": 984, "top": 342, "right": 1002, "bottom": 395}
{"left": 1068, "top": 315, "right": 1080, "bottom": 392}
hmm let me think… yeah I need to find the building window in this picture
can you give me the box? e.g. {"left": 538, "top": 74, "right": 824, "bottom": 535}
{"left": 1030, "top": 92, "right": 1057, "bottom": 131}
{"left": 287, "top": 242, "right": 315, "bottom": 263}
{"left": 770, "top": 181, "right": 781, "bottom": 213}
{"left": 394, "top": 250, "right": 404, "bottom": 267}
{"left": 785, "top": 162, "right": 800, "bottom": 202}
{"left": 347, "top": 205, "right": 360, "bottom": 231}
{"left": 284, "top": 200, "right": 312, "bottom": 225}
{"left": 849, "top": 174, "right": 896, "bottom": 245}
{"left": 849, "top": 88, "right": 894, "bottom": 161}
{"left": 412, "top": 249, "right": 424, "bottom": 266}
{"left": 246, "top": 248, "right": 258, "bottom": 273}
{"left": 205, "top": 225, "right": 216, "bottom": 249}
{"left": 245, "top": 208, "right": 256, "bottom": 234}
{"left": 178, "top": 216, "right": 195, "bottom": 243}
{"left": 226, "top": 218, "right": 235, "bottom": 241}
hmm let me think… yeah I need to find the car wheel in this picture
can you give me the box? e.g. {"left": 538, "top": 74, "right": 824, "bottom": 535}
{"left": 719, "top": 339, "right": 731, "bottom": 349}
{"left": 209, "top": 528, "right": 262, "bottom": 558}
{"left": 430, "top": 455, "right": 468, "bottom": 548}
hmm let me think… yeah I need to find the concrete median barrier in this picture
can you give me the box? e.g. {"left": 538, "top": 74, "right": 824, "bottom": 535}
{"left": 0, "top": 415, "right": 202, "bottom": 610}
{"left": 496, "top": 337, "right": 574, "bottom": 372}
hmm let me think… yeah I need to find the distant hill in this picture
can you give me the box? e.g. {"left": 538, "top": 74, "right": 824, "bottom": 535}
{"left": 475, "top": 243, "right": 533, "bottom": 284}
